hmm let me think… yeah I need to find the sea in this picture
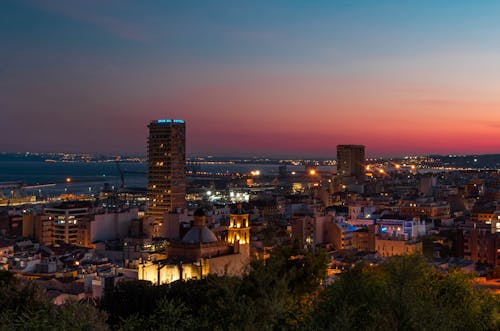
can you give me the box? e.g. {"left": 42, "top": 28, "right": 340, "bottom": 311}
{"left": 0, "top": 155, "right": 331, "bottom": 196}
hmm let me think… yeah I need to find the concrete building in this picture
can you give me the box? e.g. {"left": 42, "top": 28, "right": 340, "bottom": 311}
{"left": 291, "top": 214, "right": 331, "bottom": 248}
{"left": 326, "top": 222, "right": 355, "bottom": 250}
{"left": 375, "top": 237, "right": 422, "bottom": 257}
{"left": 377, "top": 218, "right": 426, "bottom": 241}
{"left": 90, "top": 208, "right": 138, "bottom": 242}
{"left": 43, "top": 206, "right": 92, "bottom": 247}
{"left": 399, "top": 201, "right": 450, "bottom": 220}
{"left": 22, "top": 213, "right": 52, "bottom": 246}
{"left": 461, "top": 226, "right": 500, "bottom": 266}
{"left": 337, "top": 145, "right": 365, "bottom": 180}
{"left": 418, "top": 174, "right": 437, "bottom": 197}
{"left": 352, "top": 227, "right": 375, "bottom": 252}
{"left": 146, "top": 119, "right": 186, "bottom": 232}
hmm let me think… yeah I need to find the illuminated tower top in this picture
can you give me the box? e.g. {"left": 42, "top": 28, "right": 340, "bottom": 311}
{"left": 227, "top": 205, "right": 250, "bottom": 245}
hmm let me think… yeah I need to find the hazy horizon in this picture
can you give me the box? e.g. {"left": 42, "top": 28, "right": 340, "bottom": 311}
{"left": 1, "top": 150, "right": 499, "bottom": 160}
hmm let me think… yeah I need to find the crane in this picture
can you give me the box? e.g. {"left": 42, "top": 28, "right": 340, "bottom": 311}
{"left": 115, "top": 161, "right": 147, "bottom": 189}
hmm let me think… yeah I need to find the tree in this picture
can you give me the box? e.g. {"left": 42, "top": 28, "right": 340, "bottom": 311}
{"left": 0, "top": 271, "right": 108, "bottom": 330}
{"left": 105, "top": 246, "right": 329, "bottom": 331}
{"left": 307, "top": 255, "right": 500, "bottom": 331}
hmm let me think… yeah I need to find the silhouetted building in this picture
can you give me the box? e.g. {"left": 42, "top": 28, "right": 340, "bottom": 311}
{"left": 146, "top": 119, "right": 186, "bottom": 224}
{"left": 337, "top": 145, "right": 365, "bottom": 180}
{"left": 278, "top": 165, "right": 288, "bottom": 179}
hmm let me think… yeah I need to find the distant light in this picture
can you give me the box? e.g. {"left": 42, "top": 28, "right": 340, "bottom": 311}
{"left": 309, "top": 169, "right": 316, "bottom": 175}
{"left": 410, "top": 165, "right": 416, "bottom": 170}
{"left": 395, "top": 164, "right": 401, "bottom": 169}
{"left": 379, "top": 169, "right": 385, "bottom": 174}
{"left": 366, "top": 165, "right": 370, "bottom": 171}
{"left": 291, "top": 171, "right": 296, "bottom": 175}
{"left": 206, "top": 191, "right": 212, "bottom": 196}
{"left": 66, "top": 177, "right": 71, "bottom": 183}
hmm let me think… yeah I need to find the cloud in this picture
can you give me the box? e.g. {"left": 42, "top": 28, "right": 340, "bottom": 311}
{"left": 24, "top": 0, "right": 147, "bottom": 42}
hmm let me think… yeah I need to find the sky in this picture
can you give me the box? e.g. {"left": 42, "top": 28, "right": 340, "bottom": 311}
{"left": 1, "top": 0, "right": 500, "bottom": 157}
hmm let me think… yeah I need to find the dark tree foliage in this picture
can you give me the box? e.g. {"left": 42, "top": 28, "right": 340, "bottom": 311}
{"left": 102, "top": 247, "right": 329, "bottom": 330}
{"left": 0, "top": 270, "right": 109, "bottom": 331}
{"left": 306, "top": 255, "right": 500, "bottom": 331}
{"left": 3, "top": 251, "right": 497, "bottom": 330}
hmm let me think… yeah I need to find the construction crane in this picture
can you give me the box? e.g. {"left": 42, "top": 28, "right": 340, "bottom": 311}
{"left": 115, "top": 161, "right": 147, "bottom": 189}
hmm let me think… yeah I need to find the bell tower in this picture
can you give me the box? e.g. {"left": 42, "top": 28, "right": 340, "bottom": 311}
{"left": 228, "top": 205, "right": 250, "bottom": 245}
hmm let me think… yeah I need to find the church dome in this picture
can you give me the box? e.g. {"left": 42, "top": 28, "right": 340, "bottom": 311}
{"left": 181, "top": 226, "right": 218, "bottom": 244}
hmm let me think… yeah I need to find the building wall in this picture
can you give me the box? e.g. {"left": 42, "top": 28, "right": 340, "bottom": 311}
{"left": 138, "top": 245, "right": 250, "bottom": 285}
{"left": 377, "top": 219, "right": 426, "bottom": 241}
{"left": 399, "top": 203, "right": 450, "bottom": 220}
{"left": 353, "top": 230, "right": 375, "bottom": 252}
{"left": 138, "top": 261, "right": 208, "bottom": 285}
{"left": 326, "top": 222, "right": 353, "bottom": 250}
{"left": 168, "top": 241, "right": 232, "bottom": 261}
{"left": 91, "top": 208, "right": 138, "bottom": 243}
{"left": 375, "top": 238, "right": 422, "bottom": 257}
{"left": 207, "top": 244, "right": 250, "bottom": 277}
{"left": 462, "top": 228, "right": 500, "bottom": 266}
{"left": 43, "top": 207, "right": 91, "bottom": 247}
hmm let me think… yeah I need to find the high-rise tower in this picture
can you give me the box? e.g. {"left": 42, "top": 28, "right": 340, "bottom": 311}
{"left": 337, "top": 145, "right": 365, "bottom": 180}
{"left": 146, "top": 119, "right": 186, "bottom": 223}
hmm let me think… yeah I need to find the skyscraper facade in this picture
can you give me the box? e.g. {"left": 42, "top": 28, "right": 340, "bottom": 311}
{"left": 146, "top": 119, "right": 186, "bottom": 222}
{"left": 337, "top": 145, "right": 365, "bottom": 180}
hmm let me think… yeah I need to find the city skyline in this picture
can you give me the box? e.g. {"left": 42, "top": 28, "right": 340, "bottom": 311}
{"left": 2, "top": 1, "right": 500, "bottom": 157}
